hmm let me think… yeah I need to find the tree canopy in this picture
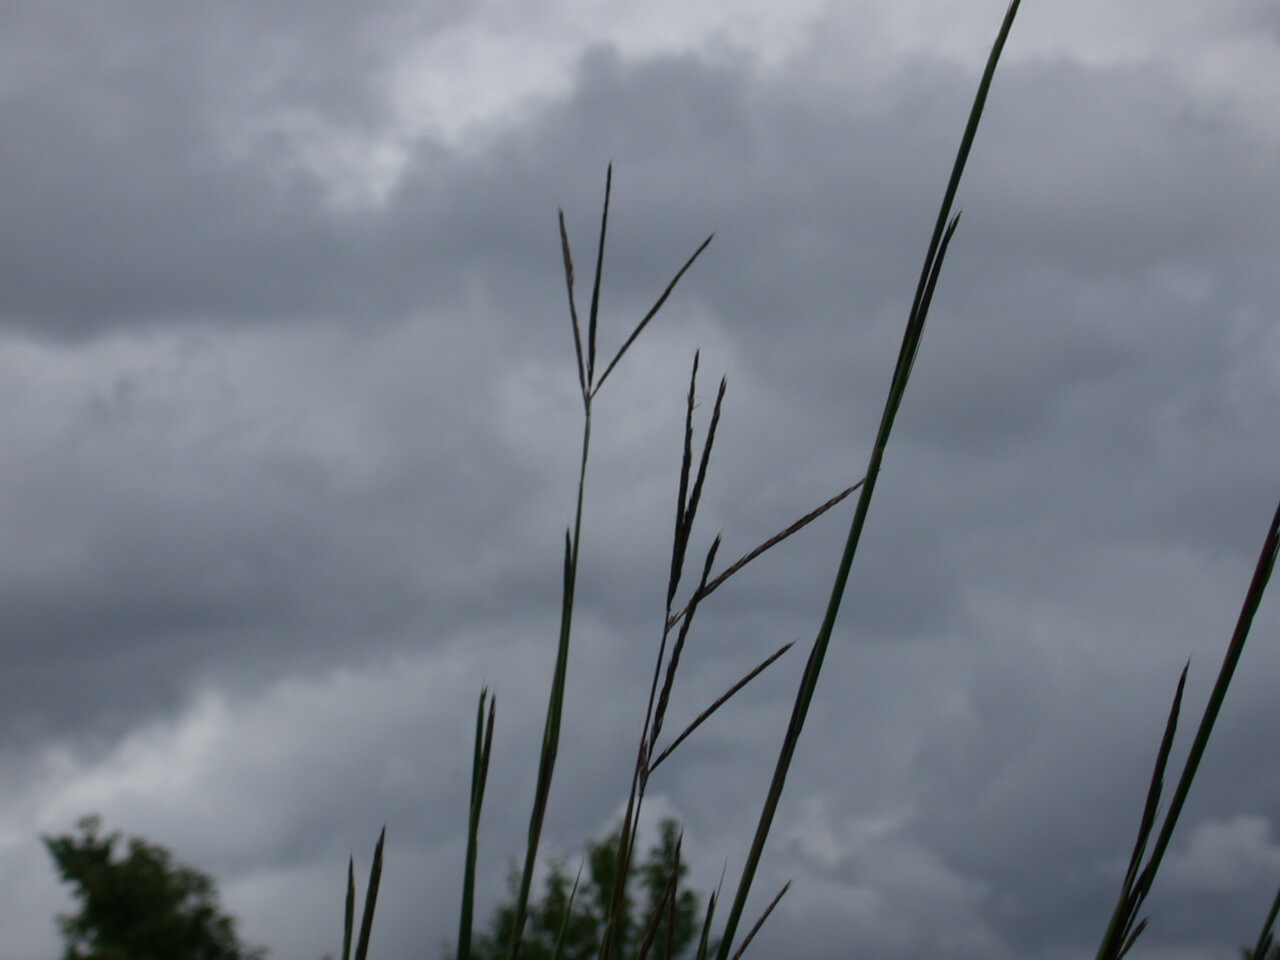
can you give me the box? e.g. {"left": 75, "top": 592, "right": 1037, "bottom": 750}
{"left": 463, "top": 817, "right": 707, "bottom": 960}
{"left": 43, "top": 814, "right": 266, "bottom": 960}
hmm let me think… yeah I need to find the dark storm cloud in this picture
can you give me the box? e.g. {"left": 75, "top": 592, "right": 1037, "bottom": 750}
{"left": 0, "top": 0, "right": 470, "bottom": 334}
{"left": 0, "top": 4, "right": 1278, "bottom": 960}
{"left": 0, "top": 320, "right": 563, "bottom": 739}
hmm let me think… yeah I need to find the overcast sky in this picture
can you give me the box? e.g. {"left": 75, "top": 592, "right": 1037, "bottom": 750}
{"left": 1, "top": 1, "right": 1279, "bottom": 959}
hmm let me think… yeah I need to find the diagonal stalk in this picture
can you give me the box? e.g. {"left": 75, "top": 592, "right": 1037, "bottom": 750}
{"left": 457, "top": 689, "right": 497, "bottom": 960}
{"left": 353, "top": 828, "right": 385, "bottom": 960}
{"left": 508, "top": 409, "right": 592, "bottom": 960}
{"left": 713, "top": 3, "right": 1023, "bottom": 956}
{"left": 1095, "top": 498, "right": 1280, "bottom": 960}
{"left": 509, "top": 165, "right": 710, "bottom": 960}
{"left": 1247, "top": 879, "right": 1280, "bottom": 960}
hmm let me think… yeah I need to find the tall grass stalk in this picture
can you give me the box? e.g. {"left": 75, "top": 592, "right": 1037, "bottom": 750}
{"left": 342, "top": 827, "right": 385, "bottom": 960}
{"left": 1247, "top": 879, "right": 1280, "bottom": 960}
{"left": 713, "top": 1, "right": 1023, "bottom": 955}
{"left": 502, "top": 158, "right": 848, "bottom": 960}
{"left": 340, "top": 0, "right": 1280, "bottom": 955}
{"left": 457, "top": 689, "right": 497, "bottom": 960}
{"left": 603, "top": 347, "right": 862, "bottom": 960}
{"left": 449, "top": 3, "right": 1030, "bottom": 959}
{"left": 1095, "top": 500, "right": 1280, "bottom": 960}
{"left": 502, "top": 165, "right": 715, "bottom": 960}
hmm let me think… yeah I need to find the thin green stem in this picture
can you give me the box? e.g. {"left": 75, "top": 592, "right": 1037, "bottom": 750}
{"left": 458, "top": 689, "right": 497, "bottom": 960}
{"left": 1095, "top": 498, "right": 1280, "bottom": 960}
{"left": 1248, "top": 880, "right": 1280, "bottom": 960}
{"left": 713, "top": 3, "right": 1022, "bottom": 955}
{"left": 508, "top": 408, "right": 593, "bottom": 960}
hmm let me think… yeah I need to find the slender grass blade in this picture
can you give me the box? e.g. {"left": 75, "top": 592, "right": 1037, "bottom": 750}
{"left": 726, "top": 881, "right": 790, "bottom": 960}
{"left": 1117, "top": 917, "right": 1148, "bottom": 960}
{"left": 510, "top": 530, "right": 580, "bottom": 959}
{"left": 670, "top": 353, "right": 701, "bottom": 608}
{"left": 651, "top": 537, "right": 721, "bottom": 753}
{"left": 1124, "top": 664, "right": 1188, "bottom": 893}
{"left": 662, "top": 841, "right": 681, "bottom": 960}
{"left": 586, "top": 164, "right": 612, "bottom": 387}
{"left": 1096, "top": 499, "right": 1280, "bottom": 960}
{"left": 559, "top": 211, "right": 587, "bottom": 397}
{"left": 668, "top": 481, "right": 863, "bottom": 630}
{"left": 649, "top": 641, "right": 794, "bottom": 774}
{"left": 593, "top": 233, "right": 715, "bottom": 396}
{"left": 908, "top": 0, "right": 1022, "bottom": 330}
{"left": 342, "top": 857, "right": 355, "bottom": 960}
{"left": 458, "top": 689, "right": 497, "bottom": 960}
{"left": 354, "top": 827, "right": 385, "bottom": 960}
{"left": 1248, "top": 882, "right": 1280, "bottom": 960}
{"left": 713, "top": 4, "right": 1023, "bottom": 955}
{"left": 680, "top": 377, "right": 727, "bottom": 551}
{"left": 1099, "top": 665, "right": 1187, "bottom": 960}
{"left": 694, "top": 888, "right": 718, "bottom": 960}
{"left": 635, "top": 833, "right": 682, "bottom": 960}
{"left": 551, "top": 862, "right": 585, "bottom": 960}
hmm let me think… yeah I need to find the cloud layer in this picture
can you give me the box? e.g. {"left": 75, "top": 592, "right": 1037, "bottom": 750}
{"left": 1, "top": 2, "right": 1278, "bottom": 959}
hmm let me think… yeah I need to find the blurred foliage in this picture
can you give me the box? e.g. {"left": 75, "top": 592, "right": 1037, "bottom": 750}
{"left": 458, "top": 817, "right": 706, "bottom": 960}
{"left": 43, "top": 815, "right": 266, "bottom": 960}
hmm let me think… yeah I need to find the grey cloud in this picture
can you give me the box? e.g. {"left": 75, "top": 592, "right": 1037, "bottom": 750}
{"left": 0, "top": 5, "right": 1277, "bottom": 960}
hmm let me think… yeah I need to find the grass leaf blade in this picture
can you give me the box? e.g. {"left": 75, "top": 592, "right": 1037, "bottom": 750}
{"left": 908, "top": 0, "right": 1022, "bottom": 329}
{"left": 509, "top": 527, "right": 581, "bottom": 959}
{"left": 586, "top": 164, "right": 613, "bottom": 387}
{"left": 342, "top": 857, "right": 355, "bottom": 960}
{"left": 559, "top": 211, "right": 587, "bottom": 397}
{"left": 1248, "top": 881, "right": 1280, "bottom": 960}
{"left": 726, "top": 881, "right": 791, "bottom": 960}
{"left": 668, "top": 481, "right": 863, "bottom": 630}
{"left": 594, "top": 232, "right": 714, "bottom": 395}
{"left": 551, "top": 862, "right": 586, "bottom": 960}
{"left": 681, "top": 377, "right": 727, "bottom": 547}
{"left": 669, "top": 353, "right": 701, "bottom": 608}
{"left": 1097, "top": 498, "right": 1280, "bottom": 960}
{"left": 457, "top": 689, "right": 497, "bottom": 960}
{"left": 650, "top": 641, "right": 794, "bottom": 773}
{"left": 651, "top": 537, "right": 721, "bottom": 755}
{"left": 354, "top": 827, "right": 385, "bottom": 960}
{"left": 713, "top": 4, "right": 1023, "bottom": 955}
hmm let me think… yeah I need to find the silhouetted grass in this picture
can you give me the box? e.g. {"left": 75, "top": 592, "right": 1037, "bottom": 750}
{"left": 340, "top": 1, "right": 1280, "bottom": 957}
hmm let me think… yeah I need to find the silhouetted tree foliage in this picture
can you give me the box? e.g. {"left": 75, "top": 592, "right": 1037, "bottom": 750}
{"left": 461, "top": 817, "right": 706, "bottom": 960}
{"left": 43, "top": 815, "right": 266, "bottom": 960}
